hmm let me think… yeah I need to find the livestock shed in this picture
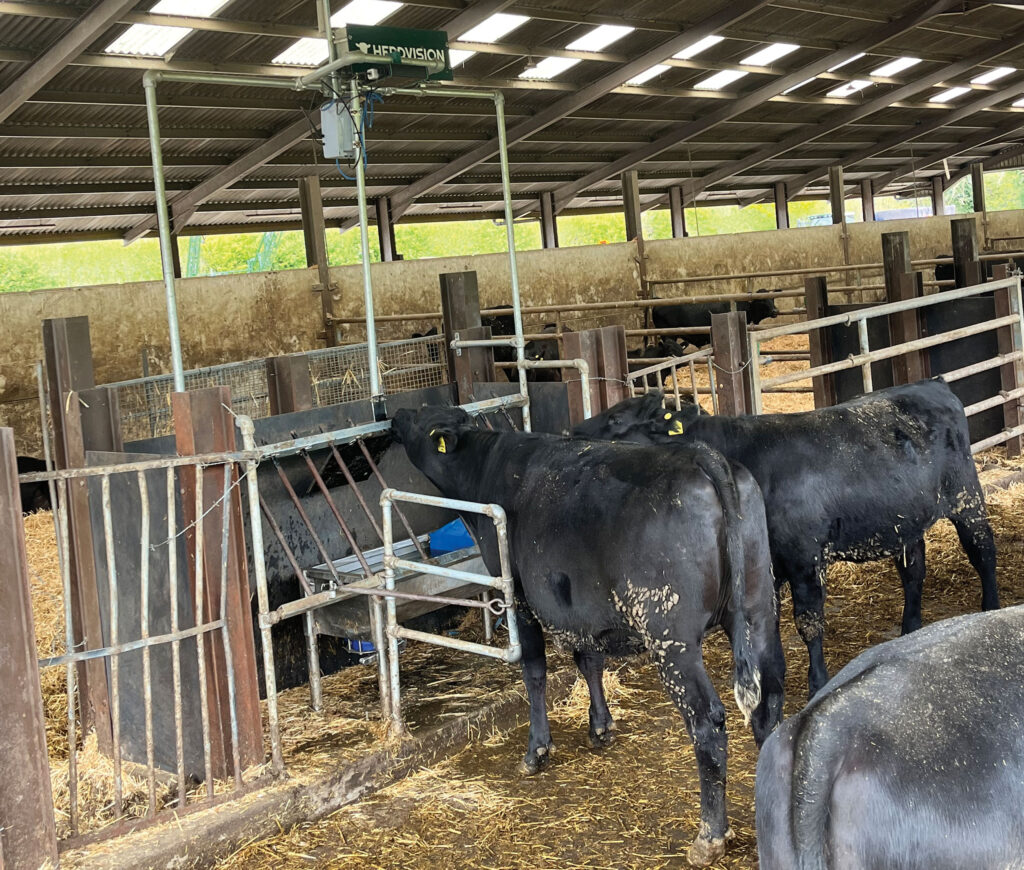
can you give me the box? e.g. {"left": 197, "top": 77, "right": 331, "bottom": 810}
{"left": 4, "top": 1, "right": 1024, "bottom": 869}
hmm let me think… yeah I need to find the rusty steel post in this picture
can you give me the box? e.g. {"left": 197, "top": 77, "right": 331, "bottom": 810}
{"left": 172, "top": 387, "right": 263, "bottom": 779}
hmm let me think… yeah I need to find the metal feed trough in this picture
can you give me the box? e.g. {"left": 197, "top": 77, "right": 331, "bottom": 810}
{"left": 305, "top": 537, "right": 494, "bottom": 643}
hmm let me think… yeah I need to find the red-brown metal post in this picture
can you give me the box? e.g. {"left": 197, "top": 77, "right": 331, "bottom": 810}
{"left": 0, "top": 428, "right": 59, "bottom": 869}
{"left": 710, "top": 311, "right": 752, "bottom": 415}
{"left": 173, "top": 387, "right": 263, "bottom": 778}
{"left": 804, "top": 276, "right": 837, "bottom": 408}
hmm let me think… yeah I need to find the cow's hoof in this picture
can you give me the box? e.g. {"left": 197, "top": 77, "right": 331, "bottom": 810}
{"left": 588, "top": 725, "right": 616, "bottom": 750}
{"left": 686, "top": 831, "right": 730, "bottom": 867}
{"left": 518, "top": 743, "right": 554, "bottom": 776}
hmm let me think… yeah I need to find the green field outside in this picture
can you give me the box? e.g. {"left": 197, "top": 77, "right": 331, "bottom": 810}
{"left": 1, "top": 171, "right": 1021, "bottom": 294}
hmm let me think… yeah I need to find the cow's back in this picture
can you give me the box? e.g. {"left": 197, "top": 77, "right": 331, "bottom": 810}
{"left": 465, "top": 436, "right": 732, "bottom": 650}
{"left": 685, "top": 380, "right": 973, "bottom": 560}
{"left": 758, "top": 606, "right": 1024, "bottom": 870}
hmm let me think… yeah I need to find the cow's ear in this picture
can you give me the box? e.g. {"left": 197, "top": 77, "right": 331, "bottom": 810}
{"left": 638, "top": 391, "right": 666, "bottom": 419}
{"left": 428, "top": 427, "right": 459, "bottom": 455}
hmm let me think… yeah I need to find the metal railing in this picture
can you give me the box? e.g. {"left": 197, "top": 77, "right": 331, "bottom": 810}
{"left": 23, "top": 451, "right": 260, "bottom": 846}
{"left": 747, "top": 275, "right": 1024, "bottom": 453}
{"left": 381, "top": 489, "right": 521, "bottom": 735}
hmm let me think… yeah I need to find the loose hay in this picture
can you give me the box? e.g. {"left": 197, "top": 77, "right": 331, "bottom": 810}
{"left": 28, "top": 456, "right": 1024, "bottom": 865}
{"left": 215, "top": 478, "right": 1024, "bottom": 870}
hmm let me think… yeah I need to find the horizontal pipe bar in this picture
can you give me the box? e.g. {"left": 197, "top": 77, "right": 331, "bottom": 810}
{"left": 940, "top": 350, "right": 1024, "bottom": 383}
{"left": 964, "top": 387, "right": 1024, "bottom": 417}
{"left": 386, "top": 556, "right": 508, "bottom": 590}
{"left": 972, "top": 424, "right": 1024, "bottom": 454}
{"left": 264, "top": 581, "right": 501, "bottom": 626}
{"left": 763, "top": 315, "right": 1019, "bottom": 389}
{"left": 38, "top": 618, "right": 224, "bottom": 668}
{"left": 390, "top": 625, "right": 520, "bottom": 663}
{"left": 755, "top": 278, "right": 1019, "bottom": 343}
{"left": 382, "top": 487, "right": 507, "bottom": 520}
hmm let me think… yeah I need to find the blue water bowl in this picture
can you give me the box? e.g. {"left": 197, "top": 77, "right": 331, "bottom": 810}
{"left": 346, "top": 639, "right": 376, "bottom": 654}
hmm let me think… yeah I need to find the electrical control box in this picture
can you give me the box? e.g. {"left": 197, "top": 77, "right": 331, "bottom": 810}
{"left": 321, "top": 101, "right": 357, "bottom": 160}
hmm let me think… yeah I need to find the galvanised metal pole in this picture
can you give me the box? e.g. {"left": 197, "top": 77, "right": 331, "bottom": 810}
{"left": 494, "top": 91, "right": 531, "bottom": 431}
{"left": 353, "top": 78, "right": 383, "bottom": 406}
{"left": 143, "top": 71, "right": 186, "bottom": 392}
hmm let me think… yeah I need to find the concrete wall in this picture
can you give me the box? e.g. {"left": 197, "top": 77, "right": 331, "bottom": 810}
{"left": 3, "top": 209, "right": 1022, "bottom": 452}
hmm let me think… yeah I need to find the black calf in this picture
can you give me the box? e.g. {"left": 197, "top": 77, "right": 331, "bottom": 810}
{"left": 573, "top": 380, "right": 999, "bottom": 697}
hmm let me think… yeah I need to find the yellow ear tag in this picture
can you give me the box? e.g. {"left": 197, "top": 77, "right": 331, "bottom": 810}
{"left": 668, "top": 419, "right": 684, "bottom": 436}
{"left": 663, "top": 412, "right": 672, "bottom": 420}
{"left": 437, "top": 436, "right": 447, "bottom": 454}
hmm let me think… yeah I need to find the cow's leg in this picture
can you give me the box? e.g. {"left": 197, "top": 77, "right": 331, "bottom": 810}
{"left": 949, "top": 499, "right": 1000, "bottom": 611}
{"left": 517, "top": 607, "right": 555, "bottom": 775}
{"left": 657, "top": 644, "right": 731, "bottom": 867}
{"left": 788, "top": 562, "right": 829, "bottom": 699}
{"left": 573, "top": 650, "right": 615, "bottom": 749}
{"left": 894, "top": 537, "right": 926, "bottom": 634}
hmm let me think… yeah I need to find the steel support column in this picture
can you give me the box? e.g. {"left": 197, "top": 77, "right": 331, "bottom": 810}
{"left": 668, "top": 185, "right": 687, "bottom": 238}
{"left": 375, "top": 195, "right": 399, "bottom": 262}
{"left": 829, "top": 165, "right": 846, "bottom": 225}
{"left": 774, "top": 181, "right": 789, "bottom": 229}
{"left": 861, "top": 179, "right": 875, "bottom": 222}
{"left": 539, "top": 191, "right": 558, "bottom": 249}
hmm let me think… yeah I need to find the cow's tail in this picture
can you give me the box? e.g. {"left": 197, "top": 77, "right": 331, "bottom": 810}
{"left": 694, "top": 445, "right": 761, "bottom": 724}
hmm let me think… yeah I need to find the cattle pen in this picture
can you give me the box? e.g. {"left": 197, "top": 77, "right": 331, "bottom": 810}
{"left": 5, "top": 1, "right": 1024, "bottom": 868}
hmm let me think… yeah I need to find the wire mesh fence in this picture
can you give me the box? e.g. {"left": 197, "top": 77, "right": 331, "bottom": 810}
{"left": 109, "top": 335, "right": 450, "bottom": 442}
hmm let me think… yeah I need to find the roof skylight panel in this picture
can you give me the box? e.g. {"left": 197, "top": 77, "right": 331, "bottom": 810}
{"left": 826, "top": 79, "right": 872, "bottom": 97}
{"left": 971, "top": 66, "right": 1015, "bottom": 85}
{"left": 692, "top": 42, "right": 799, "bottom": 91}
{"left": 105, "top": 0, "right": 230, "bottom": 56}
{"left": 450, "top": 12, "right": 529, "bottom": 67}
{"left": 519, "top": 24, "right": 632, "bottom": 79}
{"left": 827, "top": 52, "right": 865, "bottom": 73}
{"left": 741, "top": 42, "right": 799, "bottom": 67}
{"left": 930, "top": 86, "right": 971, "bottom": 103}
{"left": 871, "top": 56, "right": 921, "bottom": 77}
{"left": 694, "top": 69, "right": 747, "bottom": 91}
{"left": 271, "top": 0, "right": 402, "bottom": 66}
{"left": 673, "top": 35, "right": 724, "bottom": 60}
{"left": 626, "top": 64, "right": 671, "bottom": 86}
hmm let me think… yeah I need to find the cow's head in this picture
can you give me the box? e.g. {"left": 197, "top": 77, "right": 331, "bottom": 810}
{"left": 573, "top": 391, "right": 704, "bottom": 444}
{"left": 392, "top": 405, "right": 476, "bottom": 487}
{"left": 749, "top": 289, "right": 779, "bottom": 324}
{"left": 573, "top": 392, "right": 669, "bottom": 440}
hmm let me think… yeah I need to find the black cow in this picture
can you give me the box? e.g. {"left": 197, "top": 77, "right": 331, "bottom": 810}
{"left": 934, "top": 253, "right": 1021, "bottom": 285}
{"left": 17, "top": 456, "right": 51, "bottom": 513}
{"left": 573, "top": 380, "right": 999, "bottom": 697}
{"left": 411, "top": 326, "right": 440, "bottom": 363}
{"left": 628, "top": 339, "right": 692, "bottom": 389}
{"left": 756, "top": 605, "right": 1024, "bottom": 870}
{"left": 392, "top": 406, "right": 784, "bottom": 866}
{"left": 482, "top": 305, "right": 564, "bottom": 383}
{"left": 652, "top": 289, "right": 778, "bottom": 345}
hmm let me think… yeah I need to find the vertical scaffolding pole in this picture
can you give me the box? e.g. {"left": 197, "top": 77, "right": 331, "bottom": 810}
{"left": 494, "top": 91, "right": 531, "bottom": 431}
{"left": 143, "top": 72, "right": 186, "bottom": 392}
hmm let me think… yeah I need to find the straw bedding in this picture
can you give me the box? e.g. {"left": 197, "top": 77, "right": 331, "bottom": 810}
{"left": 26, "top": 433, "right": 1024, "bottom": 863}
{"left": 212, "top": 480, "right": 1024, "bottom": 870}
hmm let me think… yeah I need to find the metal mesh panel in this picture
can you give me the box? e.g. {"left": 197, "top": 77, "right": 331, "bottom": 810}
{"left": 113, "top": 360, "right": 270, "bottom": 442}
{"left": 109, "top": 335, "right": 450, "bottom": 441}
{"left": 308, "top": 334, "right": 449, "bottom": 408}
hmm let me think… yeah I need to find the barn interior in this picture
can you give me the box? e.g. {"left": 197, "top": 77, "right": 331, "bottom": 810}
{"left": 4, "top": 0, "right": 1024, "bottom": 868}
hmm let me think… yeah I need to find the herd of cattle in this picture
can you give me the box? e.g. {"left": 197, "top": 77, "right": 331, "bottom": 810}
{"left": 393, "top": 378, "right": 1020, "bottom": 869}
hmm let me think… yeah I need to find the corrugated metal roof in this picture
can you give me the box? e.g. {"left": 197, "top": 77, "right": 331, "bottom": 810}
{"left": 0, "top": 0, "right": 1022, "bottom": 243}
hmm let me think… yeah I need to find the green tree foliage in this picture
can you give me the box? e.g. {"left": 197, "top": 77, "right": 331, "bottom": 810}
{"left": 0, "top": 251, "right": 47, "bottom": 292}
{"left": 3, "top": 168, "right": 1024, "bottom": 292}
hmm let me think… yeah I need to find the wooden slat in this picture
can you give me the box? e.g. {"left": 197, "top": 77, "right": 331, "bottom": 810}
{"left": 0, "top": 427, "right": 59, "bottom": 868}
{"left": 804, "top": 276, "right": 837, "bottom": 409}
{"left": 710, "top": 311, "right": 751, "bottom": 415}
